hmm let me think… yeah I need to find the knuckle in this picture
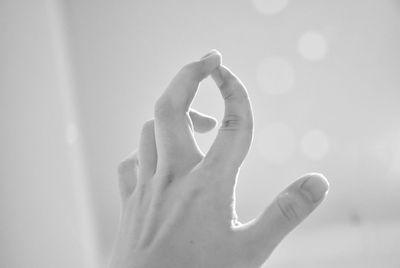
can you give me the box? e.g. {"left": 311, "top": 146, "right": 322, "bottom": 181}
{"left": 153, "top": 169, "right": 174, "bottom": 187}
{"left": 277, "top": 193, "right": 302, "bottom": 224}
{"left": 196, "top": 167, "right": 217, "bottom": 182}
{"left": 183, "top": 178, "right": 204, "bottom": 201}
{"left": 220, "top": 113, "right": 253, "bottom": 131}
{"left": 221, "top": 114, "right": 243, "bottom": 129}
{"left": 196, "top": 166, "right": 234, "bottom": 193}
{"left": 201, "top": 156, "right": 239, "bottom": 179}
{"left": 223, "top": 85, "right": 249, "bottom": 103}
{"left": 154, "top": 96, "right": 177, "bottom": 119}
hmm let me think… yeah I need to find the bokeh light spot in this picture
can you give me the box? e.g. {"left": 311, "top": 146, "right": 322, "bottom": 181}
{"left": 256, "top": 57, "right": 295, "bottom": 95}
{"left": 301, "top": 129, "right": 330, "bottom": 161}
{"left": 258, "top": 122, "right": 295, "bottom": 164}
{"left": 298, "top": 31, "right": 328, "bottom": 61}
{"left": 252, "top": 0, "right": 289, "bottom": 15}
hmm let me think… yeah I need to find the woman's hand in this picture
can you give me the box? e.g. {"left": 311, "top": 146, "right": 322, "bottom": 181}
{"left": 110, "top": 50, "right": 329, "bottom": 268}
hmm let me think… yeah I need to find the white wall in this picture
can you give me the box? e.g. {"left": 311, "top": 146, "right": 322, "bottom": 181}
{"left": 0, "top": 1, "right": 97, "bottom": 267}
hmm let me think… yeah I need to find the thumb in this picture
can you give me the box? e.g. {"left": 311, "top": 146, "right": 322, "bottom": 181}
{"left": 238, "top": 173, "right": 329, "bottom": 261}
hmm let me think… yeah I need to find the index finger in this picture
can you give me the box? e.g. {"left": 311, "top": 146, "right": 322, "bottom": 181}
{"left": 155, "top": 50, "right": 222, "bottom": 114}
{"left": 203, "top": 65, "right": 254, "bottom": 175}
{"left": 153, "top": 51, "right": 222, "bottom": 173}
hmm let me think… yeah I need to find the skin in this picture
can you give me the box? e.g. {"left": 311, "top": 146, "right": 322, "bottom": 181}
{"left": 110, "top": 50, "right": 329, "bottom": 268}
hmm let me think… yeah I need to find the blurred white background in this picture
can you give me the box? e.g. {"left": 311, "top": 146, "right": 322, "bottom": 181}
{"left": 1, "top": 0, "right": 399, "bottom": 267}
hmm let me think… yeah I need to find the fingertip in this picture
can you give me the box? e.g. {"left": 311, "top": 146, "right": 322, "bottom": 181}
{"left": 200, "top": 49, "right": 222, "bottom": 60}
{"left": 198, "top": 50, "right": 222, "bottom": 75}
{"left": 196, "top": 117, "right": 217, "bottom": 133}
{"left": 239, "top": 173, "right": 330, "bottom": 256}
{"left": 118, "top": 151, "right": 138, "bottom": 175}
{"left": 118, "top": 152, "right": 138, "bottom": 201}
{"left": 138, "top": 120, "right": 157, "bottom": 176}
{"left": 211, "top": 65, "right": 241, "bottom": 89}
{"left": 211, "top": 66, "right": 224, "bottom": 87}
{"left": 203, "top": 116, "right": 218, "bottom": 132}
{"left": 274, "top": 174, "right": 329, "bottom": 225}
{"left": 189, "top": 109, "right": 218, "bottom": 133}
{"left": 300, "top": 173, "right": 329, "bottom": 203}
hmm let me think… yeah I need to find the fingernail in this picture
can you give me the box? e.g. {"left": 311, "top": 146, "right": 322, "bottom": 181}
{"left": 300, "top": 174, "right": 329, "bottom": 203}
{"left": 201, "top": 49, "right": 220, "bottom": 60}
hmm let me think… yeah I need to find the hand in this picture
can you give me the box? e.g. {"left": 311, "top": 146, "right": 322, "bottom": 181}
{"left": 110, "top": 50, "right": 329, "bottom": 268}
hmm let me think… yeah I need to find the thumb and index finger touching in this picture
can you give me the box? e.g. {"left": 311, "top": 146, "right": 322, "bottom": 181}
{"left": 154, "top": 49, "right": 253, "bottom": 176}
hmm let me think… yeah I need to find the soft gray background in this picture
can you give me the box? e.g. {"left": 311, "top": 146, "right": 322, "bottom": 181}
{"left": 1, "top": 0, "right": 399, "bottom": 267}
